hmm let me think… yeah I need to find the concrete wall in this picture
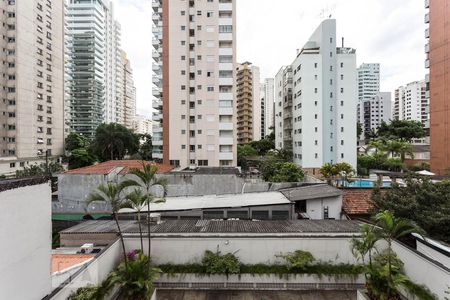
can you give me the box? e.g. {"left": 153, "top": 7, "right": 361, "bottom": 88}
{"left": 0, "top": 182, "right": 52, "bottom": 300}
{"left": 126, "top": 236, "right": 359, "bottom": 265}
{"left": 393, "top": 241, "right": 450, "bottom": 300}
{"left": 416, "top": 240, "right": 450, "bottom": 268}
{"left": 56, "top": 172, "right": 308, "bottom": 213}
{"left": 51, "top": 240, "right": 122, "bottom": 300}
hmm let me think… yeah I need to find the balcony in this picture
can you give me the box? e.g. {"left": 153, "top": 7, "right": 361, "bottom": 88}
{"left": 219, "top": 137, "right": 233, "bottom": 145}
{"left": 425, "top": 13, "right": 429, "bottom": 24}
{"left": 219, "top": 48, "right": 233, "bottom": 56}
{"left": 425, "top": 58, "right": 430, "bottom": 69}
{"left": 219, "top": 63, "right": 233, "bottom": 71}
{"left": 425, "top": 43, "right": 429, "bottom": 53}
{"left": 219, "top": 3, "right": 232, "bottom": 11}
{"left": 219, "top": 107, "right": 233, "bottom": 115}
{"left": 219, "top": 152, "right": 233, "bottom": 160}
{"left": 219, "top": 122, "right": 233, "bottom": 130}
{"left": 425, "top": 28, "right": 429, "bottom": 38}
{"left": 425, "top": 0, "right": 429, "bottom": 8}
{"left": 219, "top": 33, "right": 233, "bottom": 41}
{"left": 219, "top": 77, "right": 233, "bottom": 85}
{"left": 219, "top": 92, "right": 233, "bottom": 100}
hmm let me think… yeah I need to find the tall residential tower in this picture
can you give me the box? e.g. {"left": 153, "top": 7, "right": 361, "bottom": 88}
{"left": 66, "top": 0, "right": 122, "bottom": 138}
{"left": 0, "top": 0, "right": 65, "bottom": 175}
{"left": 260, "top": 78, "right": 274, "bottom": 139}
{"left": 276, "top": 19, "right": 357, "bottom": 173}
{"left": 152, "top": 0, "right": 237, "bottom": 168}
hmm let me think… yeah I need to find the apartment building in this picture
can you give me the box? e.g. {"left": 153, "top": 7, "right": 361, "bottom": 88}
{"left": 260, "top": 78, "right": 274, "bottom": 139}
{"left": 133, "top": 115, "right": 152, "bottom": 136}
{"left": 236, "top": 62, "right": 260, "bottom": 144}
{"left": 152, "top": 0, "right": 237, "bottom": 168}
{"left": 357, "top": 63, "right": 380, "bottom": 138}
{"left": 65, "top": 0, "right": 122, "bottom": 139}
{"left": 274, "top": 66, "right": 293, "bottom": 151}
{"left": 286, "top": 19, "right": 357, "bottom": 172}
{"left": 0, "top": 0, "right": 64, "bottom": 176}
{"left": 394, "top": 80, "right": 429, "bottom": 130}
{"left": 363, "top": 92, "right": 392, "bottom": 134}
{"left": 426, "top": 0, "right": 450, "bottom": 174}
{"left": 120, "top": 50, "right": 136, "bottom": 130}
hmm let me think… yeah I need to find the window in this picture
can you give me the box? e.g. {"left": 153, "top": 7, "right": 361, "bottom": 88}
{"left": 219, "top": 25, "right": 232, "bottom": 33}
{"left": 181, "top": 26, "right": 185, "bottom": 31}
{"left": 181, "top": 10, "right": 185, "bottom": 15}
{"left": 207, "top": 86, "right": 214, "bottom": 92}
{"left": 341, "top": 127, "right": 344, "bottom": 132}
{"left": 340, "top": 62, "right": 344, "bottom": 68}
{"left": 341, "top": 74, "right": 344, "bottom": 80}
{"left": 314, "top": 63, "right": 318, "bottom": 68}
{"left": 340, "top": 87, "right": 344, "bottom": 93}
{"left": 181, "top": 41, "right": 186, "bottom": 46}
{"left": 181, "top": 85, "right": 186, "bottom": 90}
{"left": 315, "top": 153, "right": 318, "bottom": 159}
{"left": 181, "top": 145, "right": 186, "bottom": 149}
{"left": 181, "top": 115, "right": 186, "bottom": 120}
{"left": 341, "top": 140, "right": 344, "bottom": 145}
{"left": 206, "top": 11, "right": 213, "bottom": 17}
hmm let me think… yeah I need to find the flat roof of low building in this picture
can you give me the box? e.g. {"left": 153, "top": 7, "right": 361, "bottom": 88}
{"left": 51, "top": 253, "right": 95, "bottom": 273}
{"left": 61, "top": 219, "right": 361, "bottom": 236}
{"left": 171, "top": 167, "right": 241, "bottom": 175}
{"left": 0, "top": 177, "right": 49, "bottom": 192}
{"left": 119, "top": 192, "right": 290, "bottom": 213}
{"left": 280, "top": 184, "right": 342, "bottom": 201}
{"left": 64, "top": 160, "right": 174, "bottom": 175}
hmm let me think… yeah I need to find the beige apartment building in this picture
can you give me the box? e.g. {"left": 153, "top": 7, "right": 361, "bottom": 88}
{"left": 152, "top": 0, "right": 237, "bottom": 168}
{"left": 120, "top": 50, "right": 136, "bottom": 130}
{"left": 0, "top": 0, "right": 64, "bottom": 176}
{"left": 236, "top": 62, "right": 260, "bottom": 144}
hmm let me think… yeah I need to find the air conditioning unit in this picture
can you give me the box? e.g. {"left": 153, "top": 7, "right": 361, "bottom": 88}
{"left": 80, "top": 243, "right": 94, "bottom": 254}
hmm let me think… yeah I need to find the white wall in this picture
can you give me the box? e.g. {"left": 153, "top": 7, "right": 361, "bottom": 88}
{"left": 306, "top": 196, "right": 342, "bottom": 220}
{"left": 126, "top": 236, "right": 359, "bottom": 265}
{"left": 416, "top": 240, "right": 450, "bottom": 269}
{"left": 393, "top": 241, "right": 450, "bottom": 300}
{"left": 0, "top": 182, "right": 52, "bottom": 300}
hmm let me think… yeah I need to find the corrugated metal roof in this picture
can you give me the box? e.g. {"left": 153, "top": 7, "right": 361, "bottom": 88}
{"left": 119, "top": 192, "right": 291, "bottom": 213}
{"left": 280, "top": 184, "right": 342, "bottom": 201}
{"left": 61, "top": 219, "right": 361, "bottom": 235}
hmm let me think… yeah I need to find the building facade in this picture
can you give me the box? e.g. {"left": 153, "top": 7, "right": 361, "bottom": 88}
{"left": 274, "top": 66, "right": 293, "bottom": 151}
{"left": 394, "top": 80, "right": 429, "bottom": 130}
{"left": 290, "top": 19, "right": 357, "bottom": 171}
{"left": 260, "top": 78, "right": 274, "bottom": 139}
{"left": 364, "top": 92, "right": 392, "bottom": 133}
{"left": 133, "top": 114, "right": 152, "bottom": 136}
{"left": 120, "top": 50, "right": 136, "bottom": 130}
{"left": 426, "top": 0, "right": 450, "bottom": 174}
{"left": 0, "top": 0, "right": 65, "bottom": 176}
{"left": 236, "top": 62, "right": 260, "bottom": 144}
{"left": 65, "top": 0, "right": 122, "bottom": 139}
{"left": 357, "top": 63, "right": 380, "bottom": 137}
{"left": 153, "top": 0, "right": 237, "bottom": 168}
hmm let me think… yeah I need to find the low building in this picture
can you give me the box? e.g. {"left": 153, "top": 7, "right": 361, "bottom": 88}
{"left": 0, "top": 178, "right": 52, "bottom": 300}
{"left": 281, "top": 184, "right": 343, "bottom": 220}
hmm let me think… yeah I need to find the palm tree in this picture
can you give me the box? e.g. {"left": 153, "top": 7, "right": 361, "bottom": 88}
{"left": 351, "top": 223, "right": 379, "bottom": 268}
{"left": 124, "top": 189, "right": 148, "bottom": 252}
{"left": 123, "top": 162, "right": 167, "bottom": 259}
{"left": 374, "top": 210, "right": 421, "bottom": 293}
{"left": 319, "top": 163, "right": 337, "bottom": 186}
{"left": 87, "top": 182, "right": 129, "bottom": 269}
{"left": 366, "top": 139, "right": 386, "bottom": 155}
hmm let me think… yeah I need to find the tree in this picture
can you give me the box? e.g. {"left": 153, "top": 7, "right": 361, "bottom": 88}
{"left": 320, "top": 162, "right": 354, "bottom": 186}
{"left": 249, "top": 138, "right": 275, "bottom": 156}
{"left": 373, "top": 210, "right": 422, "bottom": 295}
{"left": 68, "top": 148, "right": 96, "bottom": 170}
{"left": 351, "top": 224, "right": 378, "bottom": 268}
{"left": 91, "top": 123, "right": 139, "bottom": 161}
{"left": 372, "top": 176, "right": 450, "bottom": 242}
{"left": 65, "top": 132, "right": 89, "bottom": 152}
{"left": 15, "top": 161, "right": 64, "bottom": 178}
{"left": 123, "top": 162, "right": 167, "bottom": 260}
{"left": 377, "top": 119, "right": 424, "bottom": 142}
{"left": 319, "top": 163, "right": 336, "bottom": 185}
{"left": 87, "top": 182, "right": 129, "bottom": 270}
{"left": 271, "top": 162, "right": 304, "bottom": 182}
{"left": 237, "top": 144, "right": 258, "bottom": 171}
{"left": 124, "top": 189, "right": 148, "bottom": 252}
{"left": 138, "top": 134, "right": 153, "bottom": 160}
{"left": 384, "top": 140, "right": 413, "bottom": 162}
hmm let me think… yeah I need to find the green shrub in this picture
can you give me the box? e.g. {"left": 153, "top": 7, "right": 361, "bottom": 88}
{"left": 277, "top": 250, "right": 315, "bottom": 270}
{"left": 201, "top": 250, "right": 240, "bottom": 275}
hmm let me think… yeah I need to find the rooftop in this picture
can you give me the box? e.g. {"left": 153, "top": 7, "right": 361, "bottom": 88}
{"left": 120, "top": 191, "right": 290, "bottom": 213}
{"left": 0, "top": 177, "right": 49, "bottom": 193}
{"left": 174, "top": 167, "right": 241, "bottom": 175}
{"left": 61, "top": 219, "right": 362, "bottom": 236}
{"left": 342, "top": 189, "right": 374, "bottom": 216}
{"left": 64, "top": 160, "right": 174, "bottom": 175}
{"left": 280, "top": 184, "right": 342, "bottom": 201}
{"left": 51, "top": 253, "right": 95, "bottom": 273}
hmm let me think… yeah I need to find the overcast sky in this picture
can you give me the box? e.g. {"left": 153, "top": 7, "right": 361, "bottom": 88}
{"left": 112, "top": 0, "right": 426, "bottom": 118}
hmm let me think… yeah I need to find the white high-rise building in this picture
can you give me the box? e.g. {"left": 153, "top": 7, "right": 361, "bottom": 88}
{"left": 152, "top": 0, "right": 237, "bottom": 168}
{"left": 66, "top": 0, "right": 122, "bottom": 138}
{"left": 364, "top": 92, "right": 392, "bottom": 133}
{"left": 133, "top": 115, "right": 152, "bottom": 136}
{"left": 357, "top": 63, "right": 380, "bottom": 136}
{"left": 120, "top": 50, "right": 136, "bottom": 130}
{"left": 260, "top": 78, "right": 274, "bottom": 139}
{"left": 290, "top": 19, "right": 357, "bottom": 171}
{"left": 0, "top": 0, "right": 65, "bottom": 176}
{"left": 394, "top": 80, "right": 429, "bottom": 129}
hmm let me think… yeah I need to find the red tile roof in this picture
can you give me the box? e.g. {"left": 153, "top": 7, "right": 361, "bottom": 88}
{"left": 342, "top": 189, "right": 375, "bottom": 215}
{"left": 65, "top": 160, "right": 174, "bottom": 175}
{"left": 51, "top": 254, "right": 95, "bottom": 273}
